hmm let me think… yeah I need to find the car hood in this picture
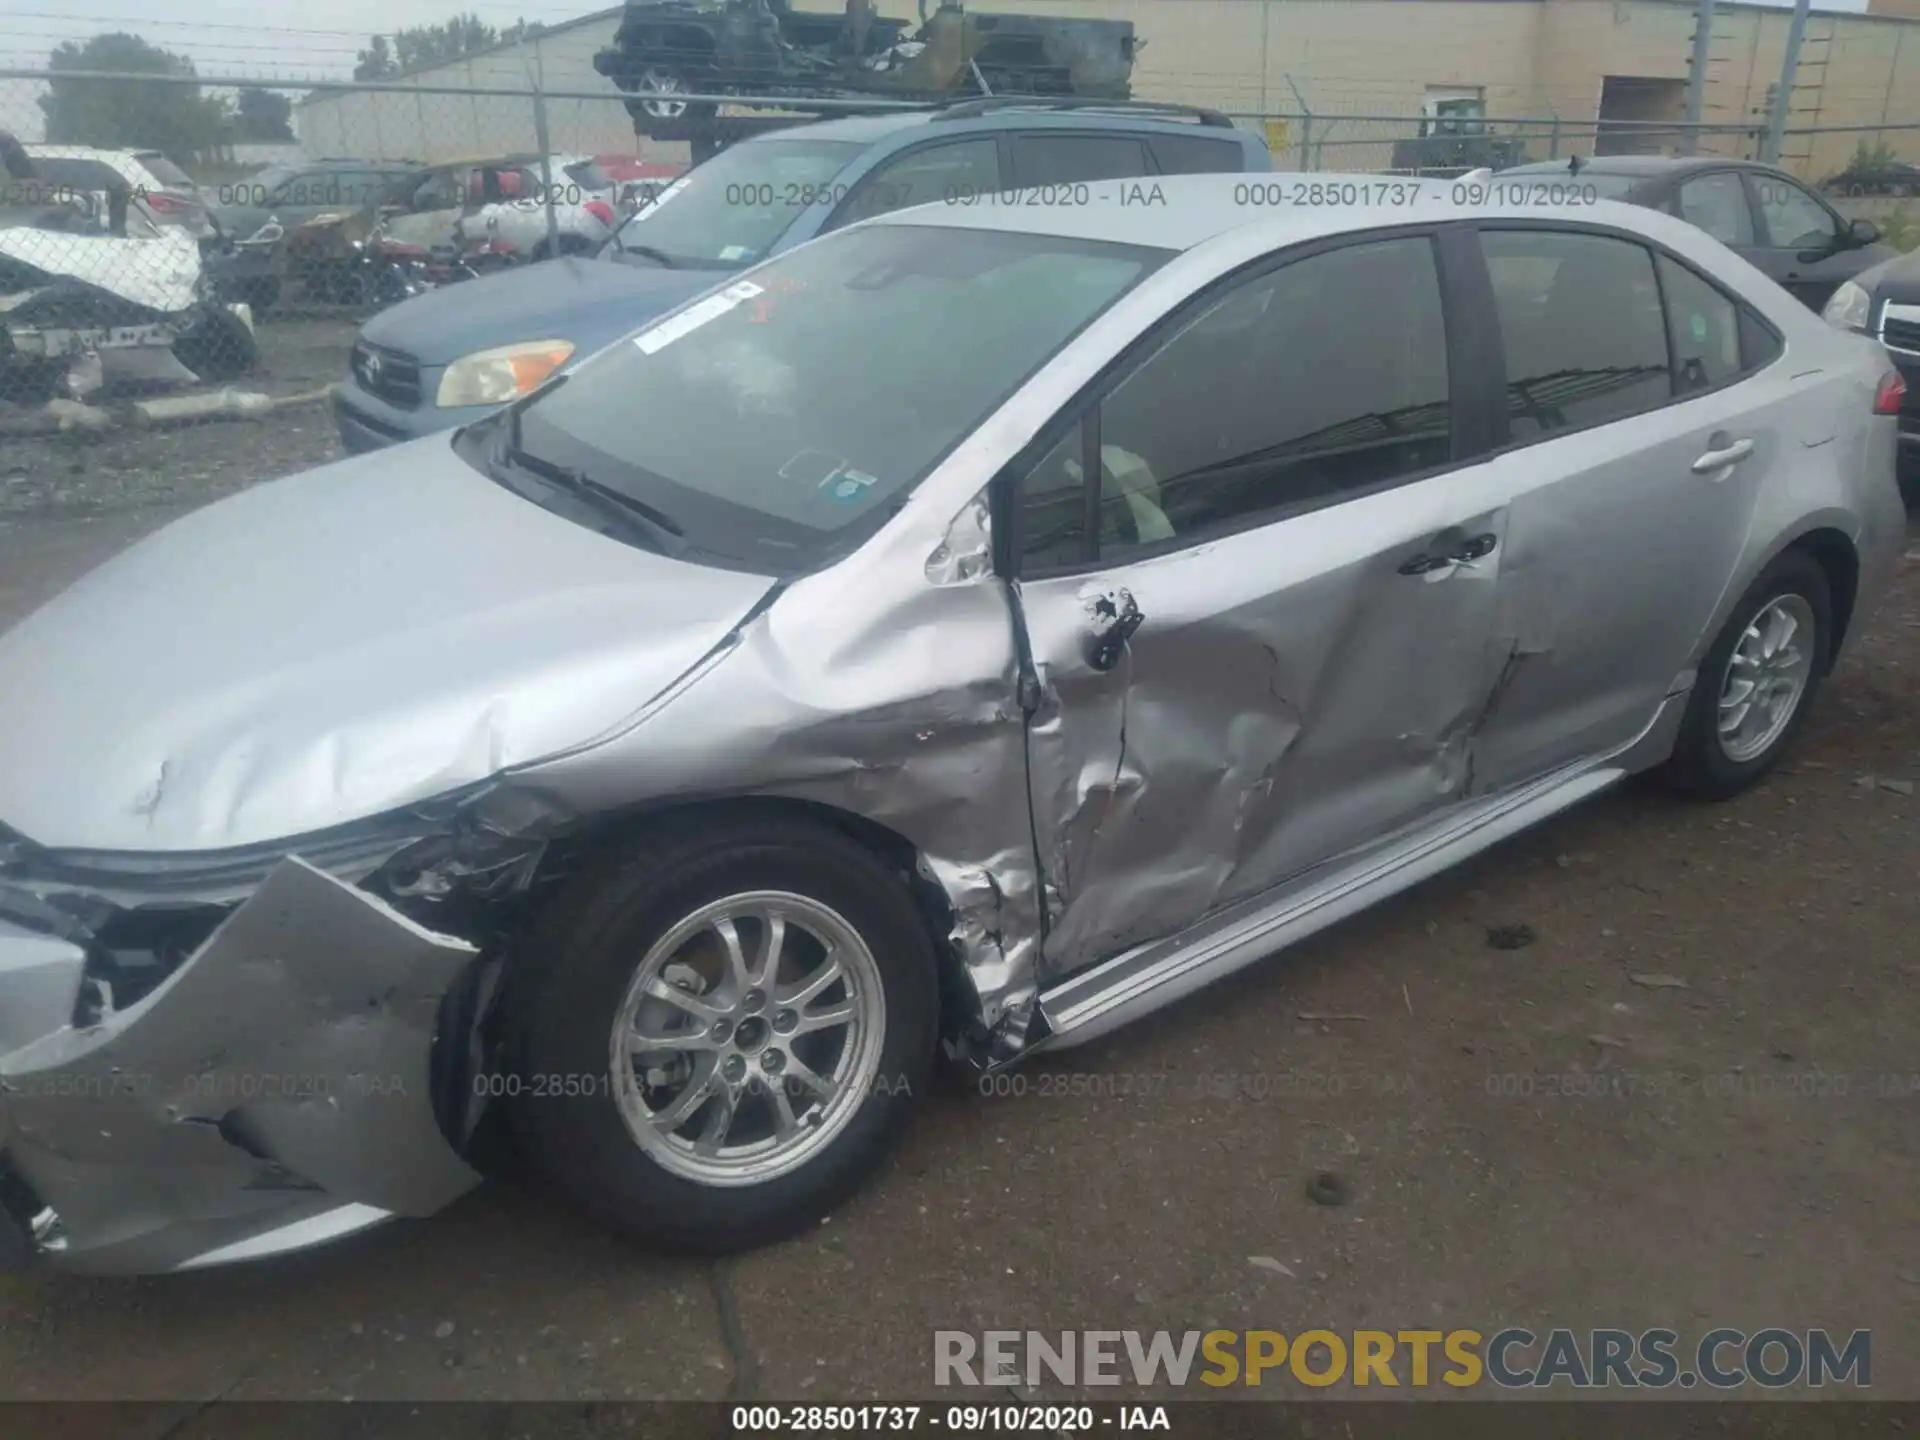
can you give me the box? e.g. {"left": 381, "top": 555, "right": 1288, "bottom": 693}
{"left": 0, "top": 439, "right": 776, "bottom": 852}
{"left": 359, "top": 255, "right": 713, "bottom": 365}
{"left": 1863, "top": 246, "right": 1920, "bottom": 304}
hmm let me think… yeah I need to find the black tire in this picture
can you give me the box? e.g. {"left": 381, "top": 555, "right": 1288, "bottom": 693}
{"left": 505, "top": 813, "right": 939, "bottom": 1254}
{"left": 1662, "top": 548, "right": 1832, "bottom": 800}
{"left": 634, "top": 63, "right": 717, "bottom": 127}
{"left": 170, "top": 306, "right": 258, "bottom": 382}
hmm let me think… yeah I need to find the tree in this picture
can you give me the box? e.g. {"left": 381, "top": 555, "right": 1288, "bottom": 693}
{"left": 353, "top": 15, "right": 547, "bottom": 80}
{"left": 233, "top": 87, "right": 294, "bottom": 142}
{"left": 353, "top": 36, "right": 397, "bottom": 82}
{"left": 39, "top": 33, "right": 230, "bottom": 158}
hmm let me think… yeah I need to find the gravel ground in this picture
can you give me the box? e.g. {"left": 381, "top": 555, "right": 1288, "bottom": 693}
{"left": 0, "top": 318, "right": 352, "bottom": 521}
{"left": 0, "top": 342, "right": 1917, "bottom": 1418}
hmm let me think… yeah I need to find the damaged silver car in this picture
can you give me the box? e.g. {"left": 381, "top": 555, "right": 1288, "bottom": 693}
{"left": 0, "top": 176, "right": 1907, "bottom": 1274}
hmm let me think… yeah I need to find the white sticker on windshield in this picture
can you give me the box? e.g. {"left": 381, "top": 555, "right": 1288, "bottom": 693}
{"left": 718, "top": 244, "right": 753, "bottom": 262}
{"left": 633, "top": 280, "right": 765, "bottom": 355}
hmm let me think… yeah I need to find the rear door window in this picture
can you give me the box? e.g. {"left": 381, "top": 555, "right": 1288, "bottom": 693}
{"left": 1009, "top": 133, "right": 1150, "bottom": 188}
{"left": 1675, "top": 172, "right": 1755, "bottom": 246}
{"left": 1480, "top": 229, "right": 1673, "bottom": 440}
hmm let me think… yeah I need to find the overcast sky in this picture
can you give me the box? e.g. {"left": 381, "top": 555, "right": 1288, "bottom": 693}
{"left": 0, "top": 0, "right": 1876, "bottom": 84}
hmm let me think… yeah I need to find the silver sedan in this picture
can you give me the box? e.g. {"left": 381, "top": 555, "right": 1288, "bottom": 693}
{"left": 0, "top": 175, "right": 1907, "bottom": 1273}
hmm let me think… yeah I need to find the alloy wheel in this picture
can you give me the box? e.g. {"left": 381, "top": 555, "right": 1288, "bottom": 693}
{"left": 639, "top": 67, "right": 691, "bottom": 120}
{"left": 609, "top": 891, "right": 886, "bottom": 1186}
{"left": 1716, "top": 594, "right": 1816, "bottom": 764}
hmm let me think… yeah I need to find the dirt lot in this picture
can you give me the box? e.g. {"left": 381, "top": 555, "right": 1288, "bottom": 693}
{"left": 0, "top": 323, "right": 1917, "bottom": 1419}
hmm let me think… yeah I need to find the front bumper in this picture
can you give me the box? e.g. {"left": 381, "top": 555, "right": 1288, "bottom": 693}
{"left": 0, "top": 858, "right": 483, "bottom": 1275}
{"left": 331, "top": 375, "right": 491, "bottom": 455}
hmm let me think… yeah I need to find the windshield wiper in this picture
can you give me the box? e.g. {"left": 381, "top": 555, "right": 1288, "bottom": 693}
{"left": 612, "top": 234, "right": 677, "bottom": 268}
{"left": 498, "top": 414, "right": 686, "bottom": 555}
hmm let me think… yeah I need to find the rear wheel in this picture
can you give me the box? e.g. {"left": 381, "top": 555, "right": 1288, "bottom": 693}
{"left": 506, "top": 816, "right": 938, "bottom": 1253}
{"left": 1662, "top": 549, "right": 1831, "bottom": 799}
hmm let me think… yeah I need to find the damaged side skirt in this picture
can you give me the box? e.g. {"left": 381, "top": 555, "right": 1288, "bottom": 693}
{"left": 0, "top": 857, "right": 483, "bottom": 1272}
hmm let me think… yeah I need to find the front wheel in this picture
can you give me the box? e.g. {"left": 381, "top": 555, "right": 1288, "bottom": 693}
{"left": 506, "top": 815, "right": 939, "bottom": 1253}
{"left": 1662, "top": 549, "right": 1831, "bottom": 799}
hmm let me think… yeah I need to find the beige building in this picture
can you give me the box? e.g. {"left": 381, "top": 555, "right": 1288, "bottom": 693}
{"left": 297, "top": 0, "right": 1920, "bottom": 180}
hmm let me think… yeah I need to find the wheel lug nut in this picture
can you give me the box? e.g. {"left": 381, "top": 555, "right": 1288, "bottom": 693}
{"left": 742, "top": 989, "right": 766, "bottom": 1014}
{"left": 710, "top": 1019, "right": 732, "bottom": 1042}
{"left": 774, "top": 1010, "right": 797, "bottom": 1034}
{"left": 722, "top": 1056, "right": 746, "bottom": 1083}
{"left": 761, "top": 1049, "right": 785, "bottom": 1073}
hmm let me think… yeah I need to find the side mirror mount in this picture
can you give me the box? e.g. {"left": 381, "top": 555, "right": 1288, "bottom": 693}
{"left": 1848, "top": 216, "right": 1881, "bottom": 247}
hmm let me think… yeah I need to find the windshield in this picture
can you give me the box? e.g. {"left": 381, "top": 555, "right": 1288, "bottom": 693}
{"left": 612, "top": 138, "right": 861, "bottom": 269}
{"left": 505, "top": 223, "right": 1166, "bottom": 573}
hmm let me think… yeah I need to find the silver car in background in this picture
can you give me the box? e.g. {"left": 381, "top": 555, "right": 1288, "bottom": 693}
{"left": 0, "top": 176, "right": 1906, "bottom": 1274}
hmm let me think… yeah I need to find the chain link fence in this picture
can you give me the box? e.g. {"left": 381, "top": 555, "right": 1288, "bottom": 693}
{"left": 0, "top": 66, "right": 712, "bottom": 435}
{"left": 2, "top": 64, "right": 1918, "bottom": 437}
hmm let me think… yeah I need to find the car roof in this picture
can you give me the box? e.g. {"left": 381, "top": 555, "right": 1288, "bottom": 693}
{"left": 873, "top": 170, "right": 1678, "bottom": 254}
{"left": 745, "top": 104, "right": 1257, "bottom": 150}
{"left": 1503, "top": 155, "right": 1786, "bottom": 180}
{"left": 24, "top": 144, "right": 141, "bottom": 166}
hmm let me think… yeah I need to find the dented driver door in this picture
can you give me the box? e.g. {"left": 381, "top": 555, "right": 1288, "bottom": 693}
{"left": 1009, "top": 232, "right": 1520, "bottom": 980}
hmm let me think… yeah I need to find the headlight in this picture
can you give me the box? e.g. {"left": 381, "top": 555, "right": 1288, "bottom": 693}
{"left": 435, "top": 340, "right": 575, "bottom": 408}
{"left": 1822, "top": 281, "right": 1875, "bottom": 333}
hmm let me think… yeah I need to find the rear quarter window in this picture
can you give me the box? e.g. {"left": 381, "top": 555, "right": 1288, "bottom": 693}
{"left": 132, "top": 152, "right": 195, "bottom": 188}
{"left": 1148, "top": 134, "right": 1247, "bottom": 175}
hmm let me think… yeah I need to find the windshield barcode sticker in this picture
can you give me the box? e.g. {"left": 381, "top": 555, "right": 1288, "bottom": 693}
{"left": 633, "top": 281, "right": 765, "bottom": 355}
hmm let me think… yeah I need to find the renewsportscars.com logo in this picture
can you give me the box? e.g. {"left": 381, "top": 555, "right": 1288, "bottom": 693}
{"left": 934, "top": 1328, "right": 1871, "bottom": 1390}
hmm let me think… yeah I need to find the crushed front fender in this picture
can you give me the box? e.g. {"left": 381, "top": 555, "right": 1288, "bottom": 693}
{"left": 0, "top": 857, "right": 483, "bottom": 1274}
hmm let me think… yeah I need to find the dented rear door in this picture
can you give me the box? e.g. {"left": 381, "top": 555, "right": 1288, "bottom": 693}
{"left": 1009, "top": 230, "right": 1520, "bottom": 980}
{"left": 1459, "top": 227, "right": 1774, "bottom": 793}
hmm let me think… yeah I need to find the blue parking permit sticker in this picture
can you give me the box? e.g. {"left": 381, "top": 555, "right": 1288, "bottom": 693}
{"left": 822, "top": 468, "right": 880, "bottom": 504}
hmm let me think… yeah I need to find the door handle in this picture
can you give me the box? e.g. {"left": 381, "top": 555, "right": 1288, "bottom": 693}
{"left": 1691, "top": 435, "right": 1754, "bottom": 475}
{"left": 1083, "top": 587, "right": 1144, "bottom": 672}
{"left": 1398, "top": 532, "right": 1497, "bottom": 577}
